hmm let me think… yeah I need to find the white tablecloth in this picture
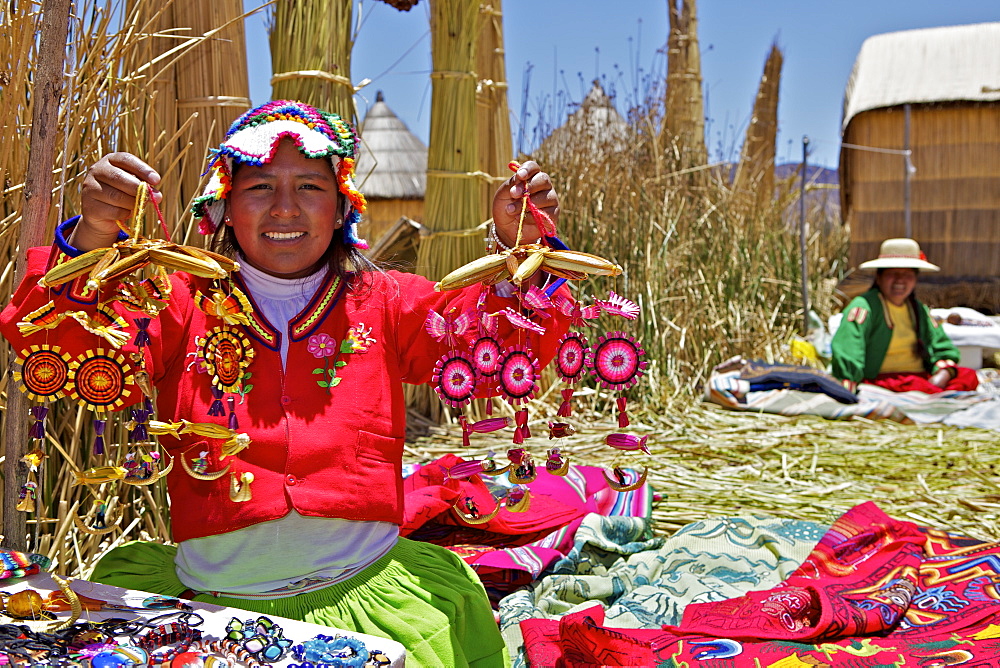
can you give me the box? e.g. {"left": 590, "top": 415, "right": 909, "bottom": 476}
{"left": 1, "top": 573, "right": 406, "bottom": 666}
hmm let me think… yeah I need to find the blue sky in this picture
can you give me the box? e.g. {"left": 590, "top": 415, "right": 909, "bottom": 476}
{"left": 243, "top": 1, "right": 998, "bottom": 169}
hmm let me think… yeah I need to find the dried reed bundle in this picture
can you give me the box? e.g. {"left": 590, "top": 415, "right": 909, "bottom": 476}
{"left": 168, "top": 0, "right": 251, "bottom": 244}
{"left": 119, "top": 0, "right": 182, "bottom": 227}
{"left": 408, "top": 0, "right": 486, "bottom": 421}
{"left": 475, "top": 2, "right": 511, "bottom": 195}
{"left": 732, "top": 43, "right": 782, "bottom": 209}
{"left": 0, "top": 0, "right": 251, "bottom": 577}
{"left": 664, "top": 0, "right": 707, "bottom": 174}
{"left": 269, "top": 0, "right": 356, "bottom": 121}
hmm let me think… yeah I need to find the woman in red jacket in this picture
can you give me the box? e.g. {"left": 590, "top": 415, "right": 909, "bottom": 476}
{"left": 1, "top": 101, "right": 567, "bottom": 667}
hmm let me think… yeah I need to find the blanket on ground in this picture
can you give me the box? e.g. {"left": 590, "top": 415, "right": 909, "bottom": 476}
{"left": 501, "top": 513, "right": 826, "bottom": 666}
{"left": 520, "top": 502, "right": 1000, "bottom": 666}
{"left": 707, "top": 362, "right": 1000, "bottom": 431}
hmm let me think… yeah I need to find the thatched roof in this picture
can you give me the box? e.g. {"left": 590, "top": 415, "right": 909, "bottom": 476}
{"left": 842, "top": 22, "right": 1000, "bottom": 131}
{"left": 537, "top": 80, "right": 629, "bottom": 159}
{"left": 356, "top": 91, "right": 427, "bottom": 200}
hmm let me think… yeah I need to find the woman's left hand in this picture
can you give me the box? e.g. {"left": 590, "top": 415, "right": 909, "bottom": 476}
{"left": 491, "top": 161, "right": 559, "bottom": 248}
{"left": 929, "top": 369, "right": 951, "bottom": 388}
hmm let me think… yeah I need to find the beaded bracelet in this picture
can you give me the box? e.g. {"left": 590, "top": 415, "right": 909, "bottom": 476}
{"left": 488, "top": 221, "right": 540, "bottom": 253}
{"left": 132, "top": 611, "right": 204, "bottom": 665}
{"left": 289, "top": 633, "right": 368, "bottom": 668}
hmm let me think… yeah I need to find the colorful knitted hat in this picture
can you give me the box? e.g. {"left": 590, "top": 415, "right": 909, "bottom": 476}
{"left": 191, "top": 100, "right": 368, "bottom": 249}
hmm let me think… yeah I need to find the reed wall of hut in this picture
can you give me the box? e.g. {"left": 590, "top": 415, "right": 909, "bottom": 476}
{"left": 839, "top": 23, "right": 1000, "bottom": 311}
{"left": 841, "top": 102, "right": 1000, "bottom": 280}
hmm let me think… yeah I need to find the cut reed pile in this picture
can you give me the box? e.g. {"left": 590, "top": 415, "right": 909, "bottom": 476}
{"left": 406, "top": 404, "right": 1000, "bottom": 542}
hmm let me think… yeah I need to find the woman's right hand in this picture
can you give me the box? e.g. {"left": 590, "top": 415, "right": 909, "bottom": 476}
{"left": 74, "top": 153, "right": 161, "bottom": 251}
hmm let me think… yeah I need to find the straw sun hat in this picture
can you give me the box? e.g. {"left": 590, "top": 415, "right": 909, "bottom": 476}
{"left": 859, "top": 238, "right": 940, "bottom": 272}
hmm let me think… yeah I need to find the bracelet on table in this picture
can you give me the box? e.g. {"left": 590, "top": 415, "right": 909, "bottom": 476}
{"left": 289, "top": 633, "right": 369, "bottom": 668}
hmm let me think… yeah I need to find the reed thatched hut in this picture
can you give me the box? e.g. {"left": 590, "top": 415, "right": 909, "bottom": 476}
{"left": 839, "top": 22, "right": 1000, "bottom": 310}
{"left": 355, "top": 91, "right": 427, "bottom": 244}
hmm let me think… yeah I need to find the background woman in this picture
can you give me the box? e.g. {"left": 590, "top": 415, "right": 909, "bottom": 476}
{"left": 831, "top": 237, "right": 978, "bottom": 394}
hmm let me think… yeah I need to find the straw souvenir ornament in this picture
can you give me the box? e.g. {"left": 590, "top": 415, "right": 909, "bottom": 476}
{"left": 431, "top": 162, "right": 651, "bottom": 520}
{"left": 10, "top": 174, "right": 254, "bottom": 531}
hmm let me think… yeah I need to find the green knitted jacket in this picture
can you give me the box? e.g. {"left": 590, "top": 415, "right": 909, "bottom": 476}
{"left": 831, "top": 288, "right": 959, "bottom": 386}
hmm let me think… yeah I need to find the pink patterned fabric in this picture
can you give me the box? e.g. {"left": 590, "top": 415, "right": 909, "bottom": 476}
{"left": 402, "top": 455, "right": 652, "bottom": 599}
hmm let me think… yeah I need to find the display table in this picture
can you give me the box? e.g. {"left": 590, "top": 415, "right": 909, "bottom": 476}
{"left": 0, "top": 572, "right": 406, "bottom": 666}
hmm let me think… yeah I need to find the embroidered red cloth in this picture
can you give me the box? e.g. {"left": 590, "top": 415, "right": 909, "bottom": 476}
{"left": 521, "top": 502, "right": 1000, "bottom": 666}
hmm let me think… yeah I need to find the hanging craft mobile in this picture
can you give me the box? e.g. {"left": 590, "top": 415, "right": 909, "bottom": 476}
{"left": 425, "top": 161, "right": 651, "bottom": 524}
{"left": 11, "top": 177, "right": 256, "bottom": 536}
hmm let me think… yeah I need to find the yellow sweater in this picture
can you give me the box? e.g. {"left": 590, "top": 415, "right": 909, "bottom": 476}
{"left": 879, "top": 301, "right": 924, "bottom": 374}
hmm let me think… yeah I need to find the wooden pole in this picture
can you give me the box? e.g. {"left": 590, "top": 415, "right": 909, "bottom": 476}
{"left": 800, "top": 136, "right": 810, "bottom": 335}
{"left": 903, "top": 103, "right": 912, "bottom": 238}
{"left": 3, "top": 0, "right": 72, "bottom": 551}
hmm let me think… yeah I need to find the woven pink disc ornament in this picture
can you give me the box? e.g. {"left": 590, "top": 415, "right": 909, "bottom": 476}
{"left": 589, "top": 331, "right": 647, "bottom": 428}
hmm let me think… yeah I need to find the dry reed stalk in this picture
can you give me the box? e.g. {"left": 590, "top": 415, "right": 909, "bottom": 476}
{"left": 269, "top": 0, "right": 357, "bottom": 121}
{"left": 664, "top": 0, "right": 707, "bottom": 175}
{"left": 732, "top": 42, "right": 782, "bottom": 209}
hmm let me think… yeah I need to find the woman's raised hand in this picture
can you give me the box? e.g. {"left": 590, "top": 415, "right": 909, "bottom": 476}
{"left": 491, "top": 161, "right": 559, "bottom": 249}
{"left": 74, "top": 153, "right": 162, "bottom": 251}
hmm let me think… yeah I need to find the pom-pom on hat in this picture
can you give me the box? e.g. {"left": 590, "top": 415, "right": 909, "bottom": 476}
{"left": 191, "top": 100, "right": 368, "bottom": 249}
{"left": 859, "top": 238, "right": 939, "bottom": 272}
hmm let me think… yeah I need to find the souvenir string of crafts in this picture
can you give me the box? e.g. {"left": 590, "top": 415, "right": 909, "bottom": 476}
{"left": 431, "top": 162, "right": 651, "bottom": 522}
{"left": 11, "top": 182, "right": 254, "bottom": 534}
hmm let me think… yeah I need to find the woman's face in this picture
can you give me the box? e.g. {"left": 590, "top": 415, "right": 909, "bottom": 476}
{"left": 226, "top": 138, "right": 343, "bottom": 279}
{"left": 876, "top": 268, "right": 918, "bottom": 306}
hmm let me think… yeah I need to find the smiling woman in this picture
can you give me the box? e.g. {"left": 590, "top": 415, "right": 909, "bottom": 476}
{"left": 224, "top": 139, "right": 343, "bottom": 279}
{"left": 0, "top": 99, "right": 569, "bottom": 667}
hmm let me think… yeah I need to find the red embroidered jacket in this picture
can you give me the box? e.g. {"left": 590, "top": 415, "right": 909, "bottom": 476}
{"left": 1, "top": 243, "right": 568, "bottom": 542}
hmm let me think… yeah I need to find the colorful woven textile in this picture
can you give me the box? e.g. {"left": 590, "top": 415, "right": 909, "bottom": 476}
{"left": 506, "top": 513, "right": 824, "bottom": 667}
{"left": 0, "top": 548, "right": 50, "bottom": 579}
{"left": 520, "top": 502, "right": 1000, "bottom": 666}
{"left": 402, "top": 455, "right": 653, "bottom": 603}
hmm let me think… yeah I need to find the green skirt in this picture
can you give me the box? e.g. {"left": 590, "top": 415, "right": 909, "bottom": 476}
{"left": 91, "top": 537, "right": 506, "bottom": 668}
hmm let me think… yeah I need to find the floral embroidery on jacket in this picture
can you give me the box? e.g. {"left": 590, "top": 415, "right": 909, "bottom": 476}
{"left": 309, "top": 323, "right": 376, "bottom": 392}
